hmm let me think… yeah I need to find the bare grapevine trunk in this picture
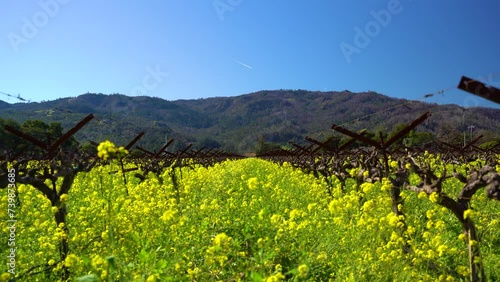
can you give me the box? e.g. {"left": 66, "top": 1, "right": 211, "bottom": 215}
{"left": 53, "top": 172, "right": 75, "bottom": 281}
{"left": 464, "top": 218, "right": 485, "bottom": 282}
{"left": 22, "top": 168, "right": 76, "bottom": 281}
{"left": 404, "top": 160, "right": 500, "bottom": 282}
{"left": 54, "top": 205, "right": 70, "bottom": 280}
{"left": 438, "top": 196, "right": 485, "bottom": 282}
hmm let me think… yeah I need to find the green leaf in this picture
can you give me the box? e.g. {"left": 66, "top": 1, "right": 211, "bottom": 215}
{"left": 139, "top": 248, "right": 150, "bottom": 263}
{"left": 105, "top": 255, "right": 117, "bottom": 270}
{"left": 116, "top": 200, "right": 124, "bottom": 213}
{"left": 76, "top": 274, "right": 98, "bottom": 282}
{"left": 156, "top": 259, "right": 168, "bottom": 270}
{"left": 130, "top": 232, "right": 141, "bottom": 246}
{"left": 80, "top": 255, "right": 90, "bottom": 265}
{"left": 250, "top": 271, "right": 264, "bottom": 282}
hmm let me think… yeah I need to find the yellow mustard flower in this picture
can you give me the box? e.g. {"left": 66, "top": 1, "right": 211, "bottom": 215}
{"left": 213, "top": 233, "right": 231, "bottom": 247}
{"left": 247, "top": 177, "right": 259, "bottom": 189}
{"left": 463, "top": 209, "right": 475, "bottom": 220}
{"left": 418, "top": 192, "right": 427, "bottom": 199}
{"left": 97, "top": 140, "right": 128, "bottom": 160}
{"left": 60, "top": 194, "right": 69, "bottom": 202}
{"left": 429, "top": 192, "right": 440, "bottom": 203}
{"left": 1, "top": 273, "right": 12, "bottom": 281}
{"left": 298, "top": 264, "right": 308, "bottom": 278}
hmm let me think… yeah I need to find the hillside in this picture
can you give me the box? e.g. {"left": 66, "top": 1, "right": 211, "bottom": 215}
{"left": 1, "top": 90, "right": 499, "bottom": 153}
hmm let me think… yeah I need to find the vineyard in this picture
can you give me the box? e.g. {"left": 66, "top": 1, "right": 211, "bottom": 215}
{"left": 1, "top": 111, "right": 500, "bottom": 282}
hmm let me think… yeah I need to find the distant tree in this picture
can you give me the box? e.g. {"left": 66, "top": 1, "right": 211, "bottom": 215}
{"left": 436, "top": 121, "right": 462, "bottom": 144}
{"left": 20, "top": 120, "right": 49, "bottom": 143}
{"left": 8, "top": 120, "right": 80, "bottom": 157}
{"left": 374, "top": 126, "right": 389, "bottom": 144}
{"left": 320, "top": 135, "right": 342, "bottom": 152}
{"left": 479, "top": 140, "right": 498, "bottom": 150}
{"left": 128, "top": 148, "right": 144, "bottom": 158}
{"left": 255, "top": 135, "right": 282, "bottom": 155}
{"left": 80, "top": 142, "right": 97, "bottom": 156}
{"left": 47, "top": 122, "right": 78, "bottom": 150}
{"left": 198, "top": 137, "right": 222, "bottom": 149}
{"left": 0, "top": 118, "right": 23, "bottom": 156}
{"left": 385, "top": 123, "right": 436, "bottom": 148}
{"left": 406, "top": 131, "right": 434, "bottom": 147}
{"left": 384, "top": 123, "right": 410, "bottom": 148}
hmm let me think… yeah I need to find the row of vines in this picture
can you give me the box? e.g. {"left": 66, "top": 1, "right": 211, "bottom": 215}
{"left": 0, "top": 111, "right": 499, "bottom": 281}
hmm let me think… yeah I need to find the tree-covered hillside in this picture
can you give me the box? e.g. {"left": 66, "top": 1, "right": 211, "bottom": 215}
{"left": 1, "top": 90, "right": 499, "bottom": 154}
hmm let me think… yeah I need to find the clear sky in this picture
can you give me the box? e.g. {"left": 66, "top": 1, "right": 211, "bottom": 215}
{"left": 1, "top": 0, "right": 499, "bottom": 108}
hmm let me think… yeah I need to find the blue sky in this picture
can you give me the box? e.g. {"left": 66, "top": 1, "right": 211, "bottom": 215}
{"left": 1, "top": 0, "right": 499, "bottom": 108}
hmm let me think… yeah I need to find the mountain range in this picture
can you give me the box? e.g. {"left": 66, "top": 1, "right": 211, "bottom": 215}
{"left": 1, "top": 90, "right": 499, "bottom": 153}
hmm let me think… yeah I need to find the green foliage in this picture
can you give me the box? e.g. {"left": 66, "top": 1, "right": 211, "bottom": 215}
{"left": 479, "top": 140, "right": 498, "bottom": 150}
{"left": 386, "top": 123, "right": 436, "bottom": 148}
{"left": 255, "top": 136, "right": 282, "bottom": 155}
{"left": 196, "top": 137, "right": 221, "bottom": 149}
{"left": 408, "top": 131, "right": 435, "bottom": 146}
{"left": 1, "top": 91, "right": 500, "bottom": 154}
{"left": 80, "top": 142, "right": 97, "bottom": 156}
{"left": 0, "top": 118, "right": 78, "bottom": 158}
{"left": 0, "top": 118, "right": 22, "bottom": 154}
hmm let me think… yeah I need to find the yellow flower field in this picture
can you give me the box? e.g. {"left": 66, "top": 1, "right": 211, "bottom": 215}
{"left": 1, "top": 157, "right": 500, "bottom": 281}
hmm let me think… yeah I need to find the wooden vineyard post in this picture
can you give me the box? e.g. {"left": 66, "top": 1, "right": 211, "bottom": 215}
{"left": 458, "top": 76, "right": 500, "bottom": 104}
